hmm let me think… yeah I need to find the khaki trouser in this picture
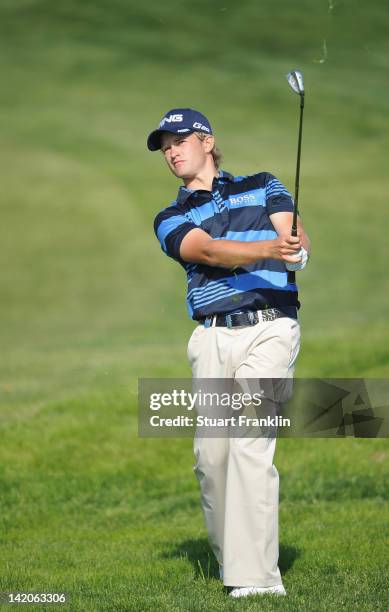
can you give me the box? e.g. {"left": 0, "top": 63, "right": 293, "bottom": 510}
{"left": 187, "top": 316, "right": 301, "bottom": 587}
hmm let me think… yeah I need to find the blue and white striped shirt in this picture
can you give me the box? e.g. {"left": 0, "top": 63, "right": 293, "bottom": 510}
{"left": 154, "top": 170, "right": 299, "bottom": 320}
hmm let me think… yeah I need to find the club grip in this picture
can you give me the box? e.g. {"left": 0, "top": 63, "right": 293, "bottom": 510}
{"left": 288, "top": 225, "right": 298, "bottom": 284}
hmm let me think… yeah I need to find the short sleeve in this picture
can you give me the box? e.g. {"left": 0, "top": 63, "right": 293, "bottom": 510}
{"left": 265, "top": 173, "right": 294, "bottom": 215}
{"left": 154, "top": 207, "right": 197, "bottom": 262}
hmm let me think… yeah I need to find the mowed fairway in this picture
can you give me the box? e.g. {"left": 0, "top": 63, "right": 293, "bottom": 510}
{"left": 0, "top": 1, "right": 388, "bottom": 610}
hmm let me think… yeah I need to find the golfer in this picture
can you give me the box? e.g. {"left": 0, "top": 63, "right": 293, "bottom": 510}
{"left": 147, "top": 108, "right": 311, "bottom": 598}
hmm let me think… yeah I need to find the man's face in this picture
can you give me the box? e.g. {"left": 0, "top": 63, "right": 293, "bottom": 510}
{"left": 160, "top": 132, "right": 214, "bottom": 179}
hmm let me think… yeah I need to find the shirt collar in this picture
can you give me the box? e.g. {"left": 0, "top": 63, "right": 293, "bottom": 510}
{"left": 176, "top": 169, "right": 234, "bottom": 206}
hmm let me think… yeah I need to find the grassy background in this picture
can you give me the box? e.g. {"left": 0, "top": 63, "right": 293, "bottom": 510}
{"left": 0, "top": 0, "right": 388, "bottom": 610}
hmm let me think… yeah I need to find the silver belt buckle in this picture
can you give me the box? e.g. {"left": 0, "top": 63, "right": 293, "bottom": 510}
{"left": 248, "top": 311, "right": 256, "bottom": 325}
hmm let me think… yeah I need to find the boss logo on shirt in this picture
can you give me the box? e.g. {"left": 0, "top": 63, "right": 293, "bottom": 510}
{"left": 230, "top": 194, "right": 256, "bottom": 206}
{"left": 159, "top": 114, "right": 184, "bottom": 127}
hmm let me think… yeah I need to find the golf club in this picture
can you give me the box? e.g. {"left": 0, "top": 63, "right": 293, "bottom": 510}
{"left": 286, "top": 69, "right": 305, "bottom": 284}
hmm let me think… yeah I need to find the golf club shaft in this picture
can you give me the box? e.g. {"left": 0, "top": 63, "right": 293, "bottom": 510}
{"left": 288, "top": 94, "right": 305, "bottom": 284}
{"left": 292, "top": 95, "right": 304, "bottom": 232}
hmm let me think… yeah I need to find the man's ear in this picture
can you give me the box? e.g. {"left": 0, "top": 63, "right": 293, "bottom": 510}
{"left": 203, "top": 135, "right": 215, "bottom": 153}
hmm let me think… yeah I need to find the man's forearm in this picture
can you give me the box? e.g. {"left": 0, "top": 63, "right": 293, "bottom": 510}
{"left": 201, "top": 239, "right": 272, "bottom": 268}
{"left": 179, "top": 228, "right": 302, "bottom": 267}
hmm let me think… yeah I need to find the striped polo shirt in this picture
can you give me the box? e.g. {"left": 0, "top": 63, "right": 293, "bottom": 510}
{"left": 154, "top": 170, "right": 300, "bottom": 320}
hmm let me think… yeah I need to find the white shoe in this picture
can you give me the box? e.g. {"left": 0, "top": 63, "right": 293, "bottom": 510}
{"left": 229, "top": 584, "right": 286, "bottom": 598}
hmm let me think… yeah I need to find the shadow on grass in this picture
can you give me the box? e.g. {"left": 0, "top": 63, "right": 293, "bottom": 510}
{"left": 163, "top": 538, "right": 219, "bottom": 580}
{"left": 279, "top": 542, "right": 301, "bottom": 574}
{"left": 163, "top": 538, "right": 300, "bottom": 580}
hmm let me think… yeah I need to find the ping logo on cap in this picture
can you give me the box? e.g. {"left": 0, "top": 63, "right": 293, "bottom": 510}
{"left": 159, "top": 114, "right": 184, "bottom": 127}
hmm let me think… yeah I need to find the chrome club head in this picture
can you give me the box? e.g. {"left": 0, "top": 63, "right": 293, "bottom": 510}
{"left": 286, "top": 70, "right": 304, "bottom": 96}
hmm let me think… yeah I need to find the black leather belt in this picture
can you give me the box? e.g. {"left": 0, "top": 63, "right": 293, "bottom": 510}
{"left": 200, "top": 306, "right": 297, "bottom": 329}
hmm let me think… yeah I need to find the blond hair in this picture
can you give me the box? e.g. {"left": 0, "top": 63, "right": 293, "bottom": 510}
{"left": 194, "top": 131, "right": 223, "bottom": 170}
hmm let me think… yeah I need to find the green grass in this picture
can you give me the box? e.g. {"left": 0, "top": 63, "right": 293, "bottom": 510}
{"left": 0, "top": 0, "right": 389, "bottom": 609}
